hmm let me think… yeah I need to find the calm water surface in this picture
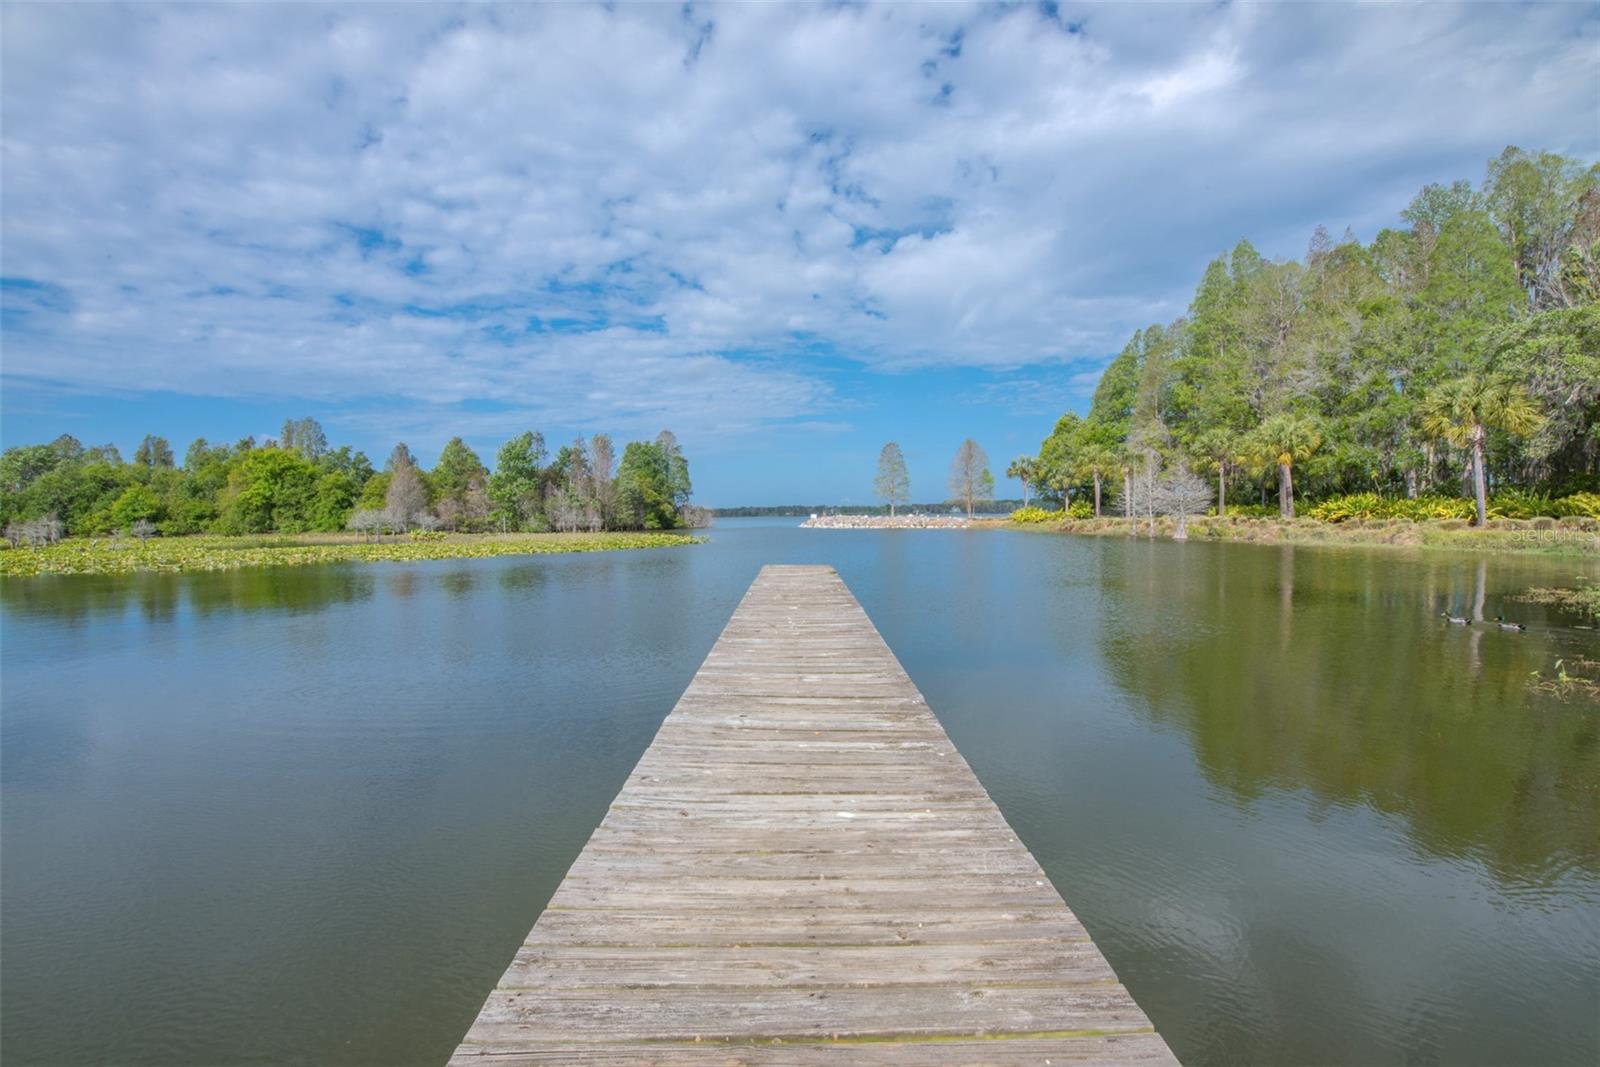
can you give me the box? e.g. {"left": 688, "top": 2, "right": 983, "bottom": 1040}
{"left": 3, "top": 521, "right": 1598, "bottom": 1065}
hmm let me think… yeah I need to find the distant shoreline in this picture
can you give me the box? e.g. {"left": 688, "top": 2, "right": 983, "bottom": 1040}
{"left": 716, "top": 502, "right": 1020, "bottom": 518}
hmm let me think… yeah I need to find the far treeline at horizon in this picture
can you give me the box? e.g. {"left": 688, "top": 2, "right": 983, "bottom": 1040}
{"left": 0, "top": 422, "right": 704, "bottom": 543}
{"left": 1010, "top": 146, "right": 1598, "bottom": 527}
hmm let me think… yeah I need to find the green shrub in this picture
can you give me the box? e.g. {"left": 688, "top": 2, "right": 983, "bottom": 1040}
{"left": 408, "top": 529, "right": 448, "bottom": 542}
{"left": 1489, "top": 488, "right": 1555, "bottom": 519}
{"left": 1010, "top": 506, "right": 1061, "bottom": 524}
{"left": 1403, "top": 496, "right": 1477, "bottom": 521}
{"left": 1305, "top": 493, "right": 1476, "bottom": 523}
{"left": 1306, "top": 492, "right": 1381, "bottom": 522}
{"left": 1217, "top": 503, "right": 1276, "bottom": 518}
{"left": 1552, "top": 492, "right": 1600, "bottom": 519}
{"left": 1067, "top": 499, "right": 1093, "bottom": 519}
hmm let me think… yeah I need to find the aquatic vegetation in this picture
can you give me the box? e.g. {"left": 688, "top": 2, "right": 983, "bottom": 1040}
{"left": 0, "top": 531, "right": 702, "bottom": 577}
{"left": 1513, "top": 577, "right": 1600, "bottom": 618}
{"left": 1528, "top": 658, "right": 1600, "bottom": 703}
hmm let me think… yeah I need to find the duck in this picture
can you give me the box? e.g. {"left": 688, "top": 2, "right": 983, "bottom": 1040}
{"left": 1493, "top": 615, "right": 1527, "bottom": 632}
{"left": 1439, "top": 611, "right": 1471, "bottom": 625}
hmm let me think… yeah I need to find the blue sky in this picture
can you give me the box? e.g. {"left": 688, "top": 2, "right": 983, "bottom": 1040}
{"left": 2, "top": 3, "right": 1595, "bottom": 506}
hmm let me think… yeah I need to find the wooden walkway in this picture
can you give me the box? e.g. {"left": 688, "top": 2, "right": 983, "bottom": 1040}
{"left": 451, "top": 565, "right": 1176, "bottom": 1065}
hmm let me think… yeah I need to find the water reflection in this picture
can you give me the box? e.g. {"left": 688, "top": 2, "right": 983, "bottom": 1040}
{"left": 1097, "top": 545, "right": 1600, "bottom": 883}
{"left": 440, "top": 570, "right": 477, "bottom": 597}
{"left": 2, "top": 528, "right": 1596, "bottom": 1067}
{"left": 0, "top": 567, "right": 378, "bottom": 623}
{"left": 498, "top": 564, "right": 548, "bottom": 593}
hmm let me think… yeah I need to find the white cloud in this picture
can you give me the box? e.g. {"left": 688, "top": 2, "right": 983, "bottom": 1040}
{"left": 1, "top": 1, "right": 1594, "bottom": 445}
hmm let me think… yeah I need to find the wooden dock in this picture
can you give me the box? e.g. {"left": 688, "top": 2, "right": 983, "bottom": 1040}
{"left": 451, "top": 565, "right": 1176, "bottom": 1065}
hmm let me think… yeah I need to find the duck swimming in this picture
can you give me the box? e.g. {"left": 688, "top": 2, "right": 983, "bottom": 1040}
{"left": 1440, "top": 611, "right": 1470, "bottom": 625}
{"left": 1493, "top": 615, "right": 1526, "bottom": 631}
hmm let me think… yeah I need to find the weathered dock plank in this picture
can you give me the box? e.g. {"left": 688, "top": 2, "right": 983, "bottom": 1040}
{"left": 451, "top": 565, "right": 1176, "bottom": 1065}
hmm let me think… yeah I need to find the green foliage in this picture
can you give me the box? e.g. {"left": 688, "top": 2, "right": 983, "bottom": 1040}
{"left": 1552, "top": 492, "right": 1600, "bottom": 519}
{"left": 874, "top": 442, "right": 911, "bottom": 511}
{"left": 132, "top": 435, "right": 175, "bottom": 469}
{"left": 1029, "top": 145, "right": 1596, "bottom": 517}
{"left": 109, "top": 484, "right": 164, "bottom": 530}
{"left": 432, "top": 437, "right": 489, "bottom": 530}
{"left": 308, "top": 470, "right": 360, "bottom": 531}
{"left": 1009, "top": 505, "right": 1061, "bottom": 524}
{"left": 656, "top": 431, "right": 692, "bottom": 510}
{"left": 1489, "top": 488, "right": 1554, "bottom": 519}
{"left": 216, "top": 448, "right": 323, "bottom": 534}
{"left": 615, "top": 441, "right": 678, "bottom": 530}
{"left": 0, "top": 431, "right": 359, "bottom": 538}
{"left": 488, "top": 431, "right": 545, "bottom": 530}
{"left": 1304, "top": 493, "right": 1477, "bottom": 523}
{"left": 1218, "top": 503, "right": 1278, "bottom": 518}
{"left": 1246, "top": 415, "right": 1322, "bottom": 471}
{"left": 356, "top": 471, "right": 391, "bottom": 512}
{"left": 0, "top": 532, "right": 702, "bottom": 577}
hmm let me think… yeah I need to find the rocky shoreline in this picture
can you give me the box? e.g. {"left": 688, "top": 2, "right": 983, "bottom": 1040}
{"left": 800, "top": 514, "right": 971, "bottom": 529}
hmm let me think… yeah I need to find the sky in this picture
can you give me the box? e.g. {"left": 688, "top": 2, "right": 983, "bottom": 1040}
{"left": 2, "top": 3, "right": 1595, "bottom": 506}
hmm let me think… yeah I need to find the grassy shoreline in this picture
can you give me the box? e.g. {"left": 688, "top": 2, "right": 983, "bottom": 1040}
{"left": 0, "top": 530, "right": 704, "bottom": 577}
{"left": 991, "top": 515, "right": 1600, "bottom": 556}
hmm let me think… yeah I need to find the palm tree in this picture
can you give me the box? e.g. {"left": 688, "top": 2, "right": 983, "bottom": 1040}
{"left": 1005, "top": 456, "right": 1037, "bottom": 508}
{"left": 1192, "top": 428, "right": 1240, "bottom": 517}
{"left": 1247, "top": 414, "right": 1321, "bottom": 518}
{"left": 1420, "top": 375, "right": 1543, "bottom": 526}
{"left": 1074, "top": 444, "right": 1119, "bottom": 518}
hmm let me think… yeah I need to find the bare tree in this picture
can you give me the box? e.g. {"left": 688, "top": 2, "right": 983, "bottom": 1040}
{"left": 129, "top": 518, "right": 157, "bottom": 542}
{"left": 545, "top": 483, "right": 582, "bottom": 532}
{"left": 948, "top": 439, "right": 994, "bottom": 519}
{"left": 1153, "top": 468, "right": 1214, "bottom": 540}
{"left": 346, "top": 508, "right": 386, "bottom": 541}
{"left": 589, "top": 433, "right": 615, "bottom": 529}
{"left": 385, "top": 455, "right": 429, "bottom": 531}
{"left": 1119, "top": 463, "right": 1155, "bottom": 534}
{"left": 13, "top": 515, "right": 66, "bottom": 547}
{"left": 281, "top": 417, "right": 328, "bottom": 461}
{"left": 463, "top": 478, "right": 490, "bottom": 529}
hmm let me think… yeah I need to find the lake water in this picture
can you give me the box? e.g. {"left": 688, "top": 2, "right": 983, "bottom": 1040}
{"left": 3, "top": 520, "right": 1598, "bottom": 1065}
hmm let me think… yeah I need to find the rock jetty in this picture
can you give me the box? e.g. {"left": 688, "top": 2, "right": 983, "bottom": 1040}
{"left": 800, "top": 513, "right": 970, "bottom": 529}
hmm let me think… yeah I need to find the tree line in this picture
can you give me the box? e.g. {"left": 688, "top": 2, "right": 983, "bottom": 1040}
{"left": 1020, "top": 146, "right": 1598, "bottom": 526}
{"left": 0, "top": 418, "right": 704, "bottom": 542}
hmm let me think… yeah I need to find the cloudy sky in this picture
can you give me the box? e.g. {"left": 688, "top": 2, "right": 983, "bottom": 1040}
{"left": 2, "top": 2, "right": 1594, "bottom": 504}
